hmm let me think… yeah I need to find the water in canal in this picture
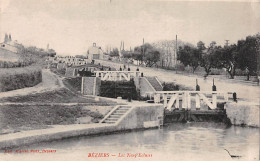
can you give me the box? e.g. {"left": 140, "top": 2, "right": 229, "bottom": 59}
{"left": 1, "top": 122, "right": 259, "bottom": 160}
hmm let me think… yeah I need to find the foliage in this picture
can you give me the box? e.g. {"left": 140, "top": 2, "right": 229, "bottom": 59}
{"left": 0, "top": 66, "right": 42, "bottom": 92}
{"left": 200, "top": 45, "right": 220, "bottom": 77}
{"left": 177, "top": 45, "right": 201, "bottom": 73}
{"left": 0, "top": 45, "right": 56, "bottom": 68}
{"left": 133, "top": 43, "right": 160, "bottom": 67}
{"left": 237, "top": 35, "right": 259, "bottom": 78}
{"left": 216, "top": 44, "right": 238, "bottom": 79}
{"left": 100, "top": 80, "right": 139, "bottom": 100}
{"left": 162, "top": 82, "right": 179, "bottom": 91}
{"left": 109, "top": 48, "right": 119, "bottom": 57}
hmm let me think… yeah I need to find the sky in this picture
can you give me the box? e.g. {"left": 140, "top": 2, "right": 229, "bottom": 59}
{"left": 0, "top": 0, "right": 259, "bottom": 55}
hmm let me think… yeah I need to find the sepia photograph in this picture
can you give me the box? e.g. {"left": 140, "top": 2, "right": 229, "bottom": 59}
{"left": 0, "top": 0, "right": 259, "bottom": 161}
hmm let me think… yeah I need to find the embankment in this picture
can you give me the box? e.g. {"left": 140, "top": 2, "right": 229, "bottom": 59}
{"left": 226, "top": 101, "right": 259, "bottom": 128}
{"left": 0, "top": 66, "right": 42, "bottom": 92}
{"left": 0, "top": 103, "right": 164, "bottom": 149}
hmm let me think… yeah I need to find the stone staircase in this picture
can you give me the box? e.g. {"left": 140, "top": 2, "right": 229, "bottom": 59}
{"left": 99, "top": 105, "right": 132, "bottom": 124}
{"left": 146, "top": 77, "right": 163, "bottom": 91}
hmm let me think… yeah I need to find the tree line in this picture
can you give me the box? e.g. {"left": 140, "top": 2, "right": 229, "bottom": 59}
{"left": 107, "top": 43, "right": 160, "bottom": 67}
{"left": 177, "top": 34, "right": 259, "bottom": 79}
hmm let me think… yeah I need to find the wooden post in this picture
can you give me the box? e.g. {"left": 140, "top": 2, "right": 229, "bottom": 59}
{"left": 101, "top": 72, "right": 104, "bottom": 80}
{"left": 107, "top": 72, "right": 111, "bottom": 80}
{"left": 127, "top": 72, "right": 131, "bottom": 81}
{"left": 212, "top": 93, "right": 217, "bottom": 109}
{"left": 195, "top": 94, "right": 200, "bottom": 110}
{"left": 154, "top": 94, "right": 160, "bottom": 103}
{"left": 187, "top": 92, "right": 191, "bottom": 110}
{"left": 182, "top": 92, "right": 187, "bottom": 110}
{"left": 81, "top": 77, "right": 84, "bottom": 94}
{"left": 163, "top": 94, "right": 167, "bottom": 108}
{"left": 175, "top": 94, "right": 179, "bottom": 110}
{"left": 119, "top": 72, "right": 122, "bottom": 81}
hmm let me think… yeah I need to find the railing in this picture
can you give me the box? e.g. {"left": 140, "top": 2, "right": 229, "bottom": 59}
{"left": 94, "top": 71, "right": 141, "bottom": 81}
{"left": 146, "top": 91, "right": 234, "bottom": 111}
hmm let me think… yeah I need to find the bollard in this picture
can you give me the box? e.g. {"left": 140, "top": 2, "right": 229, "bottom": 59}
{"left": 128, "top": 67, "right": 130, "bottom": 71}
{"left": 119, "top": 67, "right": 122, "bottom": 71}
{"left": 212, "top": 78, "right": 217, "bottom": 91}
{"left": 233, "top": 92, "right": 237, "bottom": 102}
{"left": 109, "top": 67, "right": 111, "bottom": 71}
{"left": 136, "top": 67, "right": 139, "bottom": 71}
{"left": 196, "top": 79, "right": 200, "bottom": 91}
{"left": 141, "top": 72, "right": 144, "bottom": 77}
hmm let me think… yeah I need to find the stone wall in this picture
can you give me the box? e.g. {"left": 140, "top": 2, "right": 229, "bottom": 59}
{"left": 65, "top": 67, "right": 75, "bottom": 77}
{"left": 139, "top": 77, "right": 156, "bottom": 97}
{"left": 226, "top": 101, "right": 259, "bottom": 127}
{"left": 81, "top": 77, "right": 101, "bottom": 96}
{"left": 116, "top": 104, "right": 164, "bottom": 130}
{"left": 0, "top": 103, "right": 164, "bottom": 149}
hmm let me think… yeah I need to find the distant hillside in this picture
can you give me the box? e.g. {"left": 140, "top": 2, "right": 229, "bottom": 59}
{"left": 0, "top": 48, "right": 20, "bottom": 62}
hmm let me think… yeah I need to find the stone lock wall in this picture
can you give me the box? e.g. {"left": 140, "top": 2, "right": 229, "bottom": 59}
{"left": 81, "top": 77, "right": 101, "bottom": 96}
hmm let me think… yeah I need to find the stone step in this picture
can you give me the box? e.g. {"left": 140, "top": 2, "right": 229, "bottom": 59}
{"left": 115, "top": 110, "right": 127, "bottom": 114}
{"left": 111, "top": 113, "right": 125, "bottom": 116}
{"left": 104, "top": 121, "right": 116, "bottom": 124}
{"left": 118, "top": 108, "right": 130, "bottom": 110}
{"left": 106, "top": 118, "right": 118, "bottom": 121}
{"left": 109, "top": 115, "right": 121, "bottom": 118}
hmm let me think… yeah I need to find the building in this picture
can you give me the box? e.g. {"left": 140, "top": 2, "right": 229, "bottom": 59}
{"left": 87, "top": 43, "right": 104, "bottom": 60}
{"left": 0, "top": 34, "right": 22, "bottom": 53}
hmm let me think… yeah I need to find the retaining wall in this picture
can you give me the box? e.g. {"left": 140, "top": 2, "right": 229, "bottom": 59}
{"left": 138, "top": 77, "right": 156, "bottom": 97}
{"left": 116, "top": 104, "right": 164, "bottom": 130}
{"left": 81, "top": 77, "right": 101, "bottom": 96}
{"left": 0, "top": 103, "right": 164, "bottom": 149}
{"left": 226, "top": 101, "right": 259, "bottom": 127}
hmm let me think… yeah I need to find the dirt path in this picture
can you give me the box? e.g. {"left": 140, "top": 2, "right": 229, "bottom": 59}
{"left": 96, "top": 60, "right": 260, "bottom": 105}
{"left": 0, "top": 69, "right": 64, "bottom": 99}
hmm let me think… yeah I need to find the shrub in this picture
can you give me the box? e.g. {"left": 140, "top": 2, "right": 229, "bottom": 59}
{"left": 162, "top": 82, "right": 180, "bottom": 91}
{"left": 100, "top": 80, "right": 139, "bottom": 100}
{"left": 0, "top": 66, "right": 42, "bottom": 92}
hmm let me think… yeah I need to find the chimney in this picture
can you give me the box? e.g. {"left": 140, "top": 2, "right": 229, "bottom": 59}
{"left": 93, "top": 43, "right": 96, "bottom": 47}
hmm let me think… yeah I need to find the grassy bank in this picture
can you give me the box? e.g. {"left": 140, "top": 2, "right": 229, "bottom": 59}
{"left": 0, "top": 88, "right": 117, "bottom": 104}
{"left": 0, "top": 66, "right": 42, "bottom": 92}
{"left": 0, "top": 105, "right": 106, "bottom": 135}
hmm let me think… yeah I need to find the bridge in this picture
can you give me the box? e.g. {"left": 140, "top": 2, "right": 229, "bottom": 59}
{"left": 94, "top": 71, "right": 141, "bottom": 81}
{"left": 145, "top": 91, "right": 235, "bottom": 123}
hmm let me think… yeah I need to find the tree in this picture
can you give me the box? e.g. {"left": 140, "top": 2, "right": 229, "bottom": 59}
{"left": 143, "top": 49, "right": 160, "bottom": 67}
{"left": 197, "top": 41, "right": 206, "bottom": 51}
{"left": 109, "top": 48, "right": 119, "bottom": 57}
{"left": 200, "top": 45, "right": 220, "bottom": 77}
{"left": 177, "top": 45, "right": 201, "bottom": 73}
{"left": 217, "top": 44, "right": 238, "bottom": 79}
{"left": 237, "top": 35, "right": 259, "bottom": 80}
{"left": 133, "top": 43, "right": 160, "bottom": 67}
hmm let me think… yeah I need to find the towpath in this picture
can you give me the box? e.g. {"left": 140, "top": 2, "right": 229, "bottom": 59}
{"left": 0, "top": 69, "right": 64, "bottom": 99}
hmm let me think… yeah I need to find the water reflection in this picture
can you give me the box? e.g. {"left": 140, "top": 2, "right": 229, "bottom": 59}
{"left": 1, "top": 123, "right": 259, "bottom": 160}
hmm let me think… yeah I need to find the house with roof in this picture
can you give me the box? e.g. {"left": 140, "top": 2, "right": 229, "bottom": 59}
{"left": 87, "top": 43, "right": 104, "bottom": 60}
{"left": 0, "top": 34, "right": 21, "bottom": 53}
